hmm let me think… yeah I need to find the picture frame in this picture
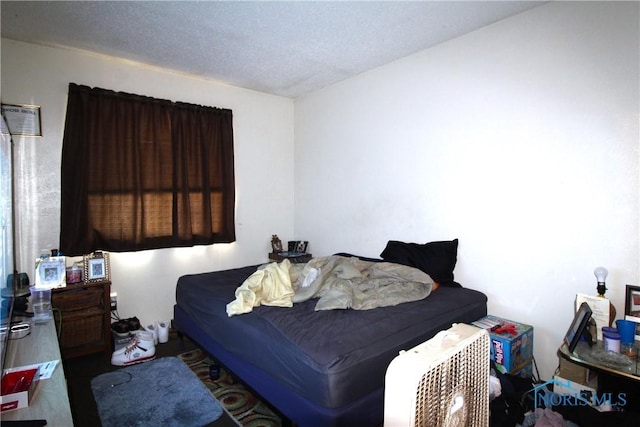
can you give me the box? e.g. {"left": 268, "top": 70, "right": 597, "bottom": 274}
{"left": 271, "top": 235, "right": 283, "bottom": 253}
{"left": 34, "top": 256, "right": 66, "bottom": 289}
{"left": 296, "top": 241, "right": 308, "bottom": 254}
{"left": 83, "top": 252, "right": 110, "bottom": 282}
{"left": 288, "top": 240, "right": 308, "bottom": 254}
{"left": 624, "top": 284, "right": 640, "bottom": 340}
{"left": 564, "top": 301, "right": 593, "bottom": 353}
{"left": 1, "top": 103, "right": 42, "bottom": 137}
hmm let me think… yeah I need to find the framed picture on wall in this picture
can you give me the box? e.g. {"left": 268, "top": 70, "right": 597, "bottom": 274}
{"left": 624, "top": 284, "right": 640, "bottom": 340}
{"left": 624, "top": 285, "right": 640, "bottom": 320}
{"left": 83, "top": 252, "right": 110, "bottom": 282}
{"left": 1, "top": 103, "right": 42, "bottom": 137}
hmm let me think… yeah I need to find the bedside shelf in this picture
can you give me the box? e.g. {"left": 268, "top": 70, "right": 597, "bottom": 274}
{"left": 268, "top": 252, "right": 312, "bottom": 263}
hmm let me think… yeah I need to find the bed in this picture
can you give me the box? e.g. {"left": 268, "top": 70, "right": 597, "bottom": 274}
{"left": 173, "top": 239, "right": 487, "bottom": 426}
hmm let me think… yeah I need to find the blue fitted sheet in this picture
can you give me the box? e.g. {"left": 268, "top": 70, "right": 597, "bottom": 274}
{"left": 174, "top": 263, "right": 487, "bottom": 412}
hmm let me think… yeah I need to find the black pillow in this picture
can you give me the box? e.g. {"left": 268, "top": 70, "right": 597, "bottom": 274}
{"left": 379, "top": 239, "right": 460, "bottom": 287}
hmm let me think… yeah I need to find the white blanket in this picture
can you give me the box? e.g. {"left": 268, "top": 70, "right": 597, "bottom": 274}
{"left": 226, "top": 255, "right": 434, "bottom": 317}
{"left": 225, "top": 259, "right": 295, "bottom": 316}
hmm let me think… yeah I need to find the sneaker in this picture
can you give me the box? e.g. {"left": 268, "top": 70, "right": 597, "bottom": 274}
{"left": 111, "top": 330, "right": 156, "bottom": 366}
{"left": 127, "top": 316, "right": 141, "bottom": 331}
{"left": 145, "top": 322, "right": 159, "bottom": 345}
{"left": 111, "top": 320, "right": 130, "bottom": 337}
{"left": 157, "top": 320, "right": 170, "bottom": 344}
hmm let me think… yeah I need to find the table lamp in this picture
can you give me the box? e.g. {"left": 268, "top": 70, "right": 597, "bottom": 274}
{"left": 594, "top": 266, "right": 616, "bottom": 326}
{"left": 594, "top": 266, "right": 608, "bottom": 296}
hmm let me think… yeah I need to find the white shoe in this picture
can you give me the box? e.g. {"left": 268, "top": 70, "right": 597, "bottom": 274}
{"left": 157, "top": 320, "right": 169, "bottom": 344}
{"left": 111, "top": 330, "right": 156, "bottom": 366}
{"left": 145, "top": 323, "right": 159, "bottom": 345}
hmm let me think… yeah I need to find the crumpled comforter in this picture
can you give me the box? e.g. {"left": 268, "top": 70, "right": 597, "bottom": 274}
{"left": 226, "top": 255, "right": 434, "bottom": 316}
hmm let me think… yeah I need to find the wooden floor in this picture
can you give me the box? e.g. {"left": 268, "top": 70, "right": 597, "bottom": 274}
{"left": 63, "top": 330, "right": 238, "bottom": 427}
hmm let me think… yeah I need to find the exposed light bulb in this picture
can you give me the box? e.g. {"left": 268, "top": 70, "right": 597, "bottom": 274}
{"left": 594, "top": 266, "right": 608, "bottom": 296}
{"left": 594, "top": 267, "right": 608, "bottom": 283}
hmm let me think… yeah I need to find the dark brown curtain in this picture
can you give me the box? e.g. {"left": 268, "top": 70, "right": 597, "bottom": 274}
{"left": 60, "top": 83, "right": 235, "bottom": 255}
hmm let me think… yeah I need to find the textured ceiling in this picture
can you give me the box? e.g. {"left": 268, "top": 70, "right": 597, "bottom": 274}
{"left": 1, "top": 1, "right": 544, "bottom": 98}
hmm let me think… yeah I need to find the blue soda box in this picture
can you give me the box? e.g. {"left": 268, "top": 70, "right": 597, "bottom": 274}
{"left": 473, "top": 315, "right": 534, "bottom": 374}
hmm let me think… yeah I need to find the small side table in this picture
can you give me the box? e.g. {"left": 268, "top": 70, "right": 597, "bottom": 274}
{"left": 268, "top": 252, "right": 312, "bottom": 263}
{"left": 52, "top": 280, "right": 112, "bottom": 358}
{"left": 558, "top": 341, "right": 640, "bottom": 380}
{"left": 558, "top": 341, "right": 640, "bottom": 411}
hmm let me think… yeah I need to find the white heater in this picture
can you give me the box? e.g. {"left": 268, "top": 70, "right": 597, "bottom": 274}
{"left": 384, "top": 323, "right": 491, "bottom": 427}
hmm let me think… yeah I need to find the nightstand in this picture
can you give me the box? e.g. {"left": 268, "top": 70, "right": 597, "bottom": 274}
{"left": 268, "top": 252, "right": 313, "bottom": 263}
{"left": 52, "top": 280, "right": 112, "bottom": 358}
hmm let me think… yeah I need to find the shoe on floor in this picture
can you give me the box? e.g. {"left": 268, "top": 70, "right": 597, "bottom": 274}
{"left": 111, "top": 319, "right": 130, "bottom": 336}
{"left": 127, "top": 316, "right": 141, "bottom": 331}
{"left": 157, "top": 321, "right": 170, "bottom": 344}
{"left": 145, "top": 322, "right": 159, "bottom": 345}
{"left": 111, "top": 330, "right": 156, "bottom": 366}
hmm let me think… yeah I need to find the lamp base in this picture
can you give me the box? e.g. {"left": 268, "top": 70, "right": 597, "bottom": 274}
{"left": 609, "top": 301, "right": 617, "bottom": 327}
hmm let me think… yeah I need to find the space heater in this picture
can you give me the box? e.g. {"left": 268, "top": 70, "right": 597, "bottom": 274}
{"left": 384, "top": 323, "right": 490, "bottom": 427}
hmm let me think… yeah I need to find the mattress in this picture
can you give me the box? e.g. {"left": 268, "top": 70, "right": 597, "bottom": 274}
{"left": 175, "top": 263, "right": 487, "bottom": 410}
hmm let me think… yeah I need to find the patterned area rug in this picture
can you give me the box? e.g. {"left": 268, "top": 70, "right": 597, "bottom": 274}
{"left": 178, "top": 349, "right": 283, "bottom": 427}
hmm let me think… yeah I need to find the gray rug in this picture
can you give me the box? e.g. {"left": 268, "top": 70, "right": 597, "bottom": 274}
{"left": 91, "top": 357, "right": 223, "bottom": 427}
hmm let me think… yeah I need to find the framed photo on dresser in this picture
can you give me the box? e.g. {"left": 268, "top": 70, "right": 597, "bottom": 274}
{"left": 35, "top": 256, "right": 66, "bottom": 289}
{"left": 564, "top": 301, "right": 592, "bottom": 353}
{"left": 83, "top": 252, "right": 110, "bottom": 283}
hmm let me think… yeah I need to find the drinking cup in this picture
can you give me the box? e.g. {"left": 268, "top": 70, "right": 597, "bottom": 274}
{"left": 615, "top": 319, "right": 636, "bottom": 345}
{"left": 30, "top": 287, "right": 52, "bottom": 323}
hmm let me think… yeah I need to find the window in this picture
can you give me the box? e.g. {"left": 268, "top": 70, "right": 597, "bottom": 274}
{"left": 60, "top": 83, "right": 235, "bottom": 255}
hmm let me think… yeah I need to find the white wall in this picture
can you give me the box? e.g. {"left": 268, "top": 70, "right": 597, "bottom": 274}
{"left": 1, "top": 39, "right": 295, "bottom": 326}
{"left": 294, "top": 2, "right": 639, "bottom": 380}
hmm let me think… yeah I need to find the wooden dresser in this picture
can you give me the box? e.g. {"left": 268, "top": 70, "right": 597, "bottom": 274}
{"left": 52, "top": 280, "right": 112, "bottom": 359}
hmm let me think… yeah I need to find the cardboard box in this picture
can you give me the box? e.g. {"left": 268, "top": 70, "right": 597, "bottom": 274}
{"left": 511, "top": 360, "right": 533, "bottom": 379}
{"left": 1, "top": 367, "right": 40, "bottom": 412}
{"left": 558, "top": 357, "right": 597, "bottom": 388}
{"left": 473, "top": 315, "right": 534, "bottom": 374}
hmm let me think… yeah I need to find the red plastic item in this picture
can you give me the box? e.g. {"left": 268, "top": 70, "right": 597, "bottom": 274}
{"left": 493, "top": 323, "right": 518, "bottom": 335}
